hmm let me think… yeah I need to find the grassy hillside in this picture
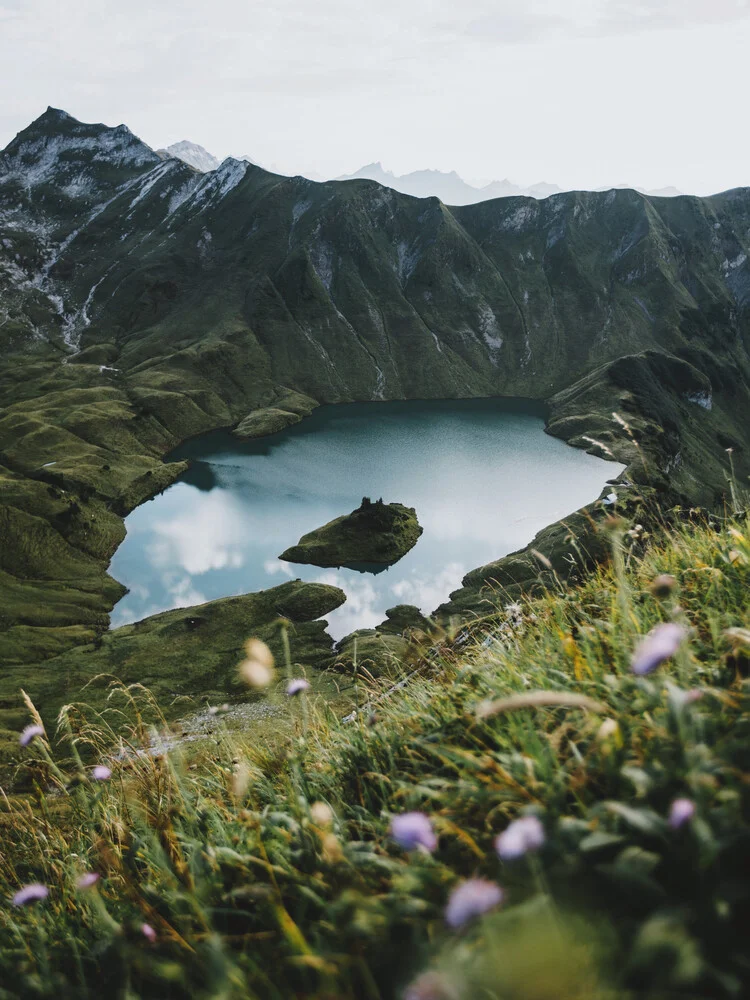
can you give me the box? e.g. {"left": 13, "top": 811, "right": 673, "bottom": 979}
{"left": 1, "top": 512, "right": 748, "bottom": 998}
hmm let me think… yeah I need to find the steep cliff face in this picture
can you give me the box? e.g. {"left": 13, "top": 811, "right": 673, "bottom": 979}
{"left": 1, "top": 109, "right": 749, "bottom": 704}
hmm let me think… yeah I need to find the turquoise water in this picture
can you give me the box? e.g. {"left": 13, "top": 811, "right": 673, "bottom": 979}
{"left": 110, "top": 399, "right": 622, "bottom": 639}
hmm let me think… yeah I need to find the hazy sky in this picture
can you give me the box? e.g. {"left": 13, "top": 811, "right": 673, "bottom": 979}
{"left": 1, "top": 0, "right": 748, "bottom": 193}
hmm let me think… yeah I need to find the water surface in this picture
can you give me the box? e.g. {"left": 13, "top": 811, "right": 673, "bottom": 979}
{"left": 110, "top": 399, "right": 621, "bottom": 638}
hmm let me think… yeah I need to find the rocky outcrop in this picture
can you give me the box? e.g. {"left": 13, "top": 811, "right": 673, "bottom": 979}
{"left": 233, "top": 391, "right": 317, "bottom": 439}
{"left": 280, "top": 498, "right": 422, "bottom": 568}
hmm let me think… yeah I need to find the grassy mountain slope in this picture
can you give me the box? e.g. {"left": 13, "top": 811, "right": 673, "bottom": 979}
{"left": 1, "top": 513, "right": 748, "bottom": 998}
{"left": 1, "top": 109, "right": 749, "bottom": 741}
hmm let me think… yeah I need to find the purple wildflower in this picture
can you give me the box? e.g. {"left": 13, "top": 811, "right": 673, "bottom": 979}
{"left": 631, "top": 623, "right": 686, "bottom": 676}
{"left": 92, "top": 765, "right": 112, "bottom": 781}
{"left": 390, "top": 812, "right": 437, "bottom": 853}
{"left": 286, "top": 679, "right": 311, "bottom": 696}
{"left": 76, "top": 872, "right": 99, "bottom": 890}
{"left": 445, "top": 879, "right": 503, "bottom": 929}
{"left": 495, "top": 815, "right": 545, "bottom": 860}
{"left": 669, "top": 798, "right": 696, "bottom": 829}
{"left": 12, "top": 883, "right": 49, "bottom": 906}
{"left": 19, "top": 724, "right": 44, "bottom": 747}
{"left": 141, "top": 923, "right": 157, "bottom": 942}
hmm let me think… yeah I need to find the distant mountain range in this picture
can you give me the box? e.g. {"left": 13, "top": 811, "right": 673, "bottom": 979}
{"left": 335, "top": 163, "right": 563, "bottom": 204}
{"left": 158, "top": 142, "right": 682, "bottom": 204}
{"left": 334, "top": 164, "right": 682, "bottom": 203}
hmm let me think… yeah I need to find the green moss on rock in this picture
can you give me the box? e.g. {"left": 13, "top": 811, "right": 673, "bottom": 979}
{"left": 280, "top": 497, "right": 422, "bottom": 568}
{"left": 334, "top": 630, "right": 412, "bottom": 679}
{"left": 234, "top": 407, "right": 303, "bottom": 439}
{"left": 377, "top": 604, "right": 433, "bottom": 635}
{"left": 233, "top": 390, "right": 317, "bottom": 439}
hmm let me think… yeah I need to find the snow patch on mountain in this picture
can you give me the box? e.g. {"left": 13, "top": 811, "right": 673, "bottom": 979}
{"left": 166, "top": 174, "right": 203, "bottom": 217}
{"left": 395, "top": 239, "right": 421, "bottom": 285}
{"left": 291, "top": 198, "right": 312, "bottom": 226}
{"left": 310, "top": 228, "right": 334, "bottom": 291}
{"left": 191, "top": 158, "right": 248, "bottom": 207}
{"left": 1, "top": 126, "right": 159, "bottom": 193}
{"left": 478, "top": 303, "right": 503, "bottom": 357}
{"left": 499, "top": 203, "right": 540, "bottom": 233}
{"left": 685, "top": 390, "right": 712, "bottom": 410}
{"left": 127, "top": 160, "right": 178, "bottom": 213}
{"left": 723, "top": 252, "right": 747, "bottom": 275}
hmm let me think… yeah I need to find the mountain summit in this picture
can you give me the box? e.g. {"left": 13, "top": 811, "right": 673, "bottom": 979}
{"left": 159, "top": 140, "right": 220, "bottom": 173}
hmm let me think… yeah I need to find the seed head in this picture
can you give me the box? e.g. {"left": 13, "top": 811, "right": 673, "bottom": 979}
{"left": 239, "top": 639, "right": 275, "bottom": 687}
{"left": 231, "top": 761, "right": 252, "bottom": 800}
{"left": 244, "top": 638, "right": 274, "bottom": 667}
{"left": 597, "top": 718, "right": 620, "bottom": 743}
{"left": 239, "top": 658, "right": 274, "bottom": 687}
{"left": 310, "top": 801, "right": 334, "bottom": 827}
{"left": 92, "top": 765, "right": 112, "bottom": 781}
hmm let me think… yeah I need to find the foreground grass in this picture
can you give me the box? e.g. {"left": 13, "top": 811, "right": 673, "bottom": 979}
{"left": 1, "top": 513, "right": 749, "bottom": 999}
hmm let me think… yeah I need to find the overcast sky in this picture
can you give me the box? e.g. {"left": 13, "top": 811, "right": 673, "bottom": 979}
{"left": 1, "top": 0, "right": 748, "bottom": 193}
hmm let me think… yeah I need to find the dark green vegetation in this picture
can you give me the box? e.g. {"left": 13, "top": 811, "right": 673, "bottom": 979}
{"left": 1, "top": 108, "right": 750, "bottom": 769}
{"left": 233, "top": 390, "right": 317, "bottom": 439}
{"left": 2, "top": 515, "right": 749, "bottom": 998}
{"left": 280, "top": 497, "right": 423, "bottom": 568}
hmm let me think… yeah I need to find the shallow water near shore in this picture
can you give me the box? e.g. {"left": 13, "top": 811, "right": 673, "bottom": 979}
{"left": 110, "top": 398, "right": 623, "bottom": 638}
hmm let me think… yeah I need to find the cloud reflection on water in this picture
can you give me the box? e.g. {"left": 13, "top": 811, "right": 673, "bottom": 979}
{"left": 148, "top": 491, "right": 246, "bottom": 576}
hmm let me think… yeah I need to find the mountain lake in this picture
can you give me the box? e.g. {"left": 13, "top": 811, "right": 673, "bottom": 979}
{"left": 109, "top": 398, "right": 624, "bottom": 638}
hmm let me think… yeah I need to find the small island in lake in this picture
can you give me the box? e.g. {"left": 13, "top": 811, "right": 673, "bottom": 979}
{"left": 280, "top": 497, "right": 422, "bottom": 568}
